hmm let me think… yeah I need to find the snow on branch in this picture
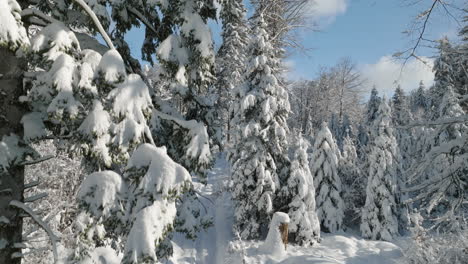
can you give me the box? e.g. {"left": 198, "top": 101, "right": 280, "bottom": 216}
{"left": 9, "top": 200, "right": 59, "bottom": 264}
{"left": 154, "top": 109, "right": 211, "bottom": 163}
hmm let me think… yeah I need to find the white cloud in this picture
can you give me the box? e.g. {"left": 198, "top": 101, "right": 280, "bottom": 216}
{"left": 361, "top": 56, "right": 434, "bottom": 96}
{"left": 308, "top": 0, "right": 348, "bottom": 19}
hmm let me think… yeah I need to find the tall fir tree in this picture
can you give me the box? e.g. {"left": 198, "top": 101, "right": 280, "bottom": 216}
{"left": 216, "top": 0, "right": 249, "bottom": 147}
{"left": 361, "top": 98, "right": 400, "bottom": 241}
{"left": 339, "top": 131, "right": 364, "bottom": 228}
{"left": 407, "top": 85, "right": 468, "bottom": 230}
{"left": 279, "top": 132, "right": 320, "bottom": 245}
{"left": 0, "top": 1, "right": 214, "bottom": 261}
{"left": 427, "top": 37, "right": 457, "bottom": 119}
{"left": 410, "top": 81, "right": 428, "bottom": 115}
{"left": 391, "top": 85, "right": 413, "bottom": 171}
{"left": 366, "top": 86, "right": 382, "bottom": 126}
{"left": 230, "top": 14, "right": 290, "bottom": 239}
{"left": 310, "top": 122, "right": 344, "bottom": 233}
{"left": 150, "top": 0, "right": 217, "bottom": 179}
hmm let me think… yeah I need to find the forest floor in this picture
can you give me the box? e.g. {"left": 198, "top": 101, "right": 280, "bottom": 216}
{"left": 165, "top": 154, "right": 405, "bottom": 264}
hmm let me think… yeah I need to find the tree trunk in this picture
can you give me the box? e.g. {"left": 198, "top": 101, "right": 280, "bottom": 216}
{"left": 279, "top": 223, "right": 288, "bottom": 249}
{"left": 0, "top": 47, "right": 27, "bottom": 264}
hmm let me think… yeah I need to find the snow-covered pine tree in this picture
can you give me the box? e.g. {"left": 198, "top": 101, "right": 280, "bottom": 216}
{"left": 279, "top": 132, "right": 320, "bottom": 245}
{"left": 391, "top": 85, "right": 413, "bottom": 171}
{"left": 339, "top": 131, "right": 364, "bottom": 228}
{"left": 360, "top": 98, "right": 400, "bottom": 241}
{"left": 410, "top": 81, "right": 428, "bottom": 116}
{"left": 357, "top": 87, "right": 381, "bottom": 159}
{"left": 0, "top": 2, "right": 35, "bottom": 263}
{"left": 0, "top": 1, "right": 212, "bottom": 262}
{"left": 230, "top": 14, "right": 290, "bottom": 239}
{"left": 310, "top": 122, "right": 344, "bottom": 233}
{"left": 427, "top": 38, "right": 457, "bottom": 119}
{"left": 366, "top": 86, "right": 382, "bottom": 126}
{"left": 406, "top": 83, "right": 468, "bottom": 231}
{"left": 149, "top": 0, "right": 217, "bottom": 180}
{"left": 329, "top": 113, "right": 343, "bottom": 150}
{"left": 356, "top": 123, "right": 368, "bottom": 159}
{"left": 216, "top": 0, "right": 249, "bottom": 147}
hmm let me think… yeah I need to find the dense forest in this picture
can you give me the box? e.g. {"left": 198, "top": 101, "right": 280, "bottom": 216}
{"left": 0, "top": 0, "right": 466, "bottom": 263}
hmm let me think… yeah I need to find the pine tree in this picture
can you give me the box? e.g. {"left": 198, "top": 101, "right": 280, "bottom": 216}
{"left": 329, "top": 113, "right": 343, "bottom": 150}
{"left": 0, "top": 1, "right": 32, "bottom": 262}
{"left": 339, "top": 131, "right": 364, "bottom": 228}
{"left": 357, "top": 87, "right": 382, "bottom": 157}
{"left": 410, "top": 81, "right": 428, "bottom": 115}
{"left": 150, "top": 0, "right": 217, "bottom": 179}
{"left": 1, "top": 2, "right": 214, "bottom": 262}
{"left": 366, "top": 86, "right": 382, "bottom": 125}
{"left": 310, "top": 122, "right": 344, "bottom": 233}
{"left": 407, "top": 86, "right": 468, "bottom": 230}
{"left": 427, "top": 38, "right": 457, "bottom": 118}
{"left": 230, "top": 14, "right": 290, "bottom": 239}
{"left": 360, "top": 99, "right": 400, "bottom": 241}
{"left": 391, "top": 85, "right": 413, "bottom": 171}
{"left": 216, "top": 0, "right": 249, "bottom": 147}
{"left": 279, "top": 132, "right": 320, "bottom": 245}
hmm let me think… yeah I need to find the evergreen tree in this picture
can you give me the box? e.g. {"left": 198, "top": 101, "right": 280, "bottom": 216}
{"left": 1, "top": 2, "right": 213, "bottom": 261}
{"left": 329, "top": 113, "right": 343, "bottom": 150}
{"left": 366, "top": 86, "right": 382, "bottom": 125}
{"left": 410, "top": 81, "right": 428, "bottom": 115}
{"left": 216, "top": 0, "right": 249, "bottom": 147}
{"left": 427, "top": 38, "right": 457, "bottom": 118}
{"left": 150, "top": 0, "right": 217, "bottom": 179}
{"left": 357, "top": 87, "right": 381, "bottom": 157}
{"left": 0, "top": 1, "right": 32, "bottom": 262}
{"left": 339, "top": 131, "right": 364, "bottom": 228}
{"left": 361, "top": 99, "right": 400, "bottom": 241}
{"left": 279, "top": 133, "right": 320, "bottom": 245}
{"left": 391, "top": 85, "right": 413, "bottom": 171}
{"left": 230, "top": 14, "right": 290, "bottom": 239}
{"left": 407, "top": 86, "right": 468, "bottom": 230}
{"left": 310, "top": 122, "right": 344, "bottom": 233}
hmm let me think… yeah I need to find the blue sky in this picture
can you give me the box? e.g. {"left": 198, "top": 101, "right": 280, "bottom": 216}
{"left": 124, "top": 0, "right": 464, "bottom": 95}
{"left": 285, "top": 0, "right": 464, "bottom": 95}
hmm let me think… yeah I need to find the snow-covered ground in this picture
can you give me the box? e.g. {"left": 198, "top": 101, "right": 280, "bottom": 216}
{"left": 165, "top": 155, "right": 405, "bottom": 264}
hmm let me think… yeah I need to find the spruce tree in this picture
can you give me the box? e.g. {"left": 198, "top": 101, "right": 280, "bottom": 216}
{"left": 279, "top": 133, "right": 320, "bottom": 245}
{"left": 427, "top": 38, "right": 457, "bottom": 118}
{"left": 361, "top": 99, "right": 400, "bottom": 241}
{"left": 339, "top": 131, "right": 364, "bottom": 227}
{"left": 150, "top": 0, "right": 217, "bottom": 179}
{"left": 407, "top": 86, "right": 467, "bottom": 230}
{"left": 410, "top": 81, "right": 428, "bottom": 115}
{"left": 310, "top": 122, "right": 344, "bottom": 233}
{"left": 391, "top": 85, "right": 413, "bottom": 171}
{"left": 216, "top": 0, "right": 249, "bottom": 147}
{"left": 230, "top": 14, "right": 290, "bottom": 239}
{"left": 366, "top": 86, "right": 382, "bottom": 125}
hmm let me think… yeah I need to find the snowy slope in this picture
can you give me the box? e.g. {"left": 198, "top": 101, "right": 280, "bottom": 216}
{"left": 166, "top": 154, "right": 404, "bottom": 264}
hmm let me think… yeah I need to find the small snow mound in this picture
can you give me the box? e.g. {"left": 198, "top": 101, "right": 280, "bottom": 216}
{"left": 260, "top": 212, "right": 290, "bottom": 257}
